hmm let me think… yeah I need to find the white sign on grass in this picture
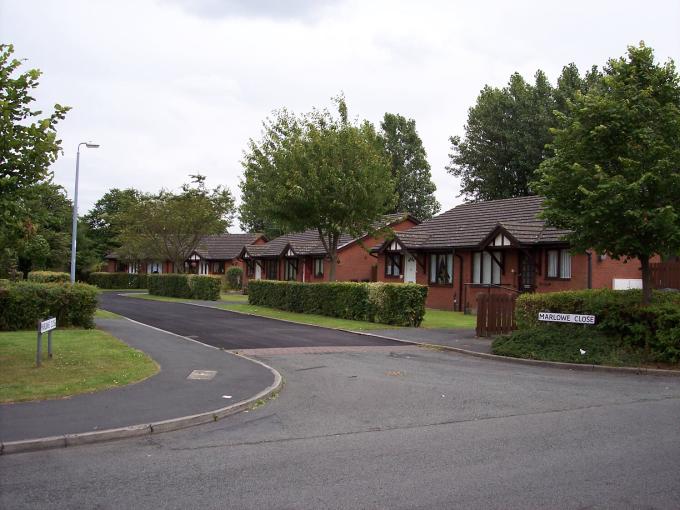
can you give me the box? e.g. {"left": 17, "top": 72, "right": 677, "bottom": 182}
{"left": 39, "top": 317, "right": 57, "bottom": 334}
{"left": 538, "top": 312, "right": 595, "bottom": 325}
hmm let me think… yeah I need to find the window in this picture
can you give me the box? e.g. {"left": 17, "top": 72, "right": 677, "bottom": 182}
{"left": 547, "top": 249, "right": 571, "bottom": 279}
{"left": 265, "top": 260, "right": 277, "bottom": 280}
{"left": 147, "top": 262, "right": 162, "bottom": 274}
{"left": 313, "top": 258, "right": 324, "bottom": 278}
{"left": 284, "top": 259, "right": 298, "bottom": 281}
{"left": 212, "top": 262, "right": 224, "bottom": 274}
{"left": 429, "top": 254, "right": 453, "bottom": 285}
{"left": 385, "top": 253, "right": 402, "bottom": 277}
{"left": 246, "top": 260, "right": 255, "bottom": 278}
{"left": 472, "top": 251, "right": 502, "bottom": 285}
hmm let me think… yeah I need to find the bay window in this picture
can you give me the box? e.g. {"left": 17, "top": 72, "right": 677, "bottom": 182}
{"left": 284, "top": 259, "right": 298, "bottom": 281}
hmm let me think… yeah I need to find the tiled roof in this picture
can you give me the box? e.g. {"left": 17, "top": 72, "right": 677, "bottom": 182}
{"left": 246, "top": 213, "right": 416, "bottom": 258}
{"left": 194, "top": 233, "right": 264, "bottom": 260}
{"left": 393, "top": 196, "right": 570, "bottom": 250}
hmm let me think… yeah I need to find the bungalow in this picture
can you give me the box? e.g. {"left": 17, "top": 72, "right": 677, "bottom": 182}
{"left": 240, "top": 213, "right": 419, "bottom": 284}
{"left": 105, "top": 233, "right": 267, "bottom": 275}
{"left": 373, "top": 196, "right": 651, "bottom": 312}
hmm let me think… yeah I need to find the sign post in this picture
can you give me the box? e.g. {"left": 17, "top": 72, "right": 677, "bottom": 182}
{"left": 36, "top": 317, "right": 57, "bottom": 367}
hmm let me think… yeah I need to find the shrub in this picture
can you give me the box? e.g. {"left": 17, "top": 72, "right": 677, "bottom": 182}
{"left": 148, "top": 274, "right": 221, "bottom": 300}
{"left": 88, "top": 272, "right": 148, "bottom": 289}
{"left": 190, "top": 275, "right": 221, "bottom": 300}
{"left": 0, "top": 281, "right": 99, "bottom": 331}
{"left": 247, "top": 280, "right": 428, "bottom": 327}
{"left": 225, "top": 266, "right": 243, "bottom": 290}
{"left": 514, "top": 289, "right": 680, "bottom": 363}
{"left": 27, "top": 271, "right": 70, "bottom": 283}
{"left": 492, "top": 325, "right": 643, "bottom": 366}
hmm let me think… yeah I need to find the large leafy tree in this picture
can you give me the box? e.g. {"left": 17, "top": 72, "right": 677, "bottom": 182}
{"left": 448, "top": 67, "right": 597, "bottom": 202}
{"left": 535, "top": 43, "right": 680, "bottom": 304}
{"left": 117, "top": 175, "right": 235, "bottom": 272}
{"left": 240, "top": 96, "right": 396, "bottom": 280}
{"left": 83, "top": 188, "right": 143, "bottom": 259}
{"left": 379, "top": 113, "right": 439, "bottom": 220}
{"left": 0, "top": 44, "right": 70, "bottom": 254}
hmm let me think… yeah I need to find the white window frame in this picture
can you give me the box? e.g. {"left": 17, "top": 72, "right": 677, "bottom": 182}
{"left": 429, "top": 254, "right": 453, "bottom": 285}
{"left": 472, "top": 251, "right": 502, "bottom": 285}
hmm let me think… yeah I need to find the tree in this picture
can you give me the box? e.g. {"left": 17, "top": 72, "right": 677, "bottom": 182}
{"left": 0, "top": 44, "right": 70, "bottom": 251}
{"left": 83, "top": 188, "right": 143, "bottom": 259}
{"left": 117, "top": 175, "right": 235, "bottom": 272}
{"left": 240, "top": 96, "right": 396, "bottom": 280}
{"left": 447, "top": 66, "right": 599, "bottom": 202}
{"left": 535, "top": 43, "right": 680, "bottom": 304}
{"left": 379, "top": 113, "right": 439, "bottom": 220}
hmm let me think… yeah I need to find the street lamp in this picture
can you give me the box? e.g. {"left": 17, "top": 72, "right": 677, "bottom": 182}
{"left": 70, "top": 141, "right": 100, "bottom": 283}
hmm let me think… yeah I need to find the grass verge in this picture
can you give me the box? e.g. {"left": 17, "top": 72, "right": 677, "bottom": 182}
{"left": 0, "top": 329, "right": 159, "bottom": 403}
{"left": 492, "top": 325, "right": 677, "bottom": 368}
{"left": 95, "top": 308, "right": 124, "bottom": 319}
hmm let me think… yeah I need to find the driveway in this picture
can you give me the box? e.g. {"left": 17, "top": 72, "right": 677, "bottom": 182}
{"left": 99, "top": 292, "right": 402, "bottom": 350}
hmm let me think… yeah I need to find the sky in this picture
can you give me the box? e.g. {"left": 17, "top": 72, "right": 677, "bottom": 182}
{"left": 1, "top": 0, "right": 679, "bottom": 231}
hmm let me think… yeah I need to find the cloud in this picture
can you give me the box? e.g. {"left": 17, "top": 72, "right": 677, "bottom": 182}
{"left": 161, "top": 0, "right": 340, "bottom": 21}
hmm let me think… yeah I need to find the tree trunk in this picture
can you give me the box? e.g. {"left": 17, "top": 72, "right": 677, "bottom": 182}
{"left": 640, "top": 254, "right": 652, "bottom": 305}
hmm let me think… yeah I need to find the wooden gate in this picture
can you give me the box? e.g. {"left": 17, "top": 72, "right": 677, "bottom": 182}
{"left": 650, "top": 261, "right": 680, "bottom": 289}
{"left": 476, "top": 293, "right": 517, "bottom": 337}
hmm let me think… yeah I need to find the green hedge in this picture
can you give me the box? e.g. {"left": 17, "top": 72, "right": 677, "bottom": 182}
{"left": 248, "top": 280, "right": 428, "bottom": 327}
{"left": 148, "top": 274, "right": 221, "bottom": 300}
{"left": 225, "top": 266, "right": 243, "bottom": 290}
{"left": 27, "top": 271, "right": 70, "bottom": 283}
{"left": 515, "top": 289, "right": 680, "bottom": 363}
{"left": 0, "top": 282, "right": 99, "bottom": 331}
{"left": 88, "top": 272, "right": 149, "bottom": 289}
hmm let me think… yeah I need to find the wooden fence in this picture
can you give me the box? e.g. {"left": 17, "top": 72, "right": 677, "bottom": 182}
{"left": 650, "top": 261, "right": 680, "bottom": 290}
{"left": 476, "top": 293, "right": 517, "bottom": 337}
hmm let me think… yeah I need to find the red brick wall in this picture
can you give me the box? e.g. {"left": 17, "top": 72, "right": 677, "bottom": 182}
{"left": 377, "top": 247, "right": 651, "bottom": 312}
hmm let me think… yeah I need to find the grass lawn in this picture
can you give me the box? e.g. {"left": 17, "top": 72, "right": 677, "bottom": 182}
{"left": 420, "top": 308, "right": 476, "bottom": 329}
{"left": 0, "top": 329, "right": 159, "bottom": 403}
{"left": 95, "top": 308, "right": 124, "bottom": 319}
{"left": 220, "top": 293, "right": 248, "bottom": 302}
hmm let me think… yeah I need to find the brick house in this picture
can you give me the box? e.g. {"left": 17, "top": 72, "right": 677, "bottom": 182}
{"left": 240, "top": 213, "right": 419, "bottom": 285}
{"left": 373, "top": 196, "right": 651, "bottom": 312}
{"left": 105, "top": 233, "right": 266, "bottom": 275}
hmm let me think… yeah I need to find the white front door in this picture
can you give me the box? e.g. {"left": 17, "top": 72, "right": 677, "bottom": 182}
{"left": 255, "top": 263, "right": 262, "bottom": 280}
{"left": 404, "top": 255, "right": 416, "bottom": 283}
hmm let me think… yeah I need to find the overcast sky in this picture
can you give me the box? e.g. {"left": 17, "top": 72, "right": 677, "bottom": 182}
{"left": 2, "top": 0, "right": 678, "bottom": 230}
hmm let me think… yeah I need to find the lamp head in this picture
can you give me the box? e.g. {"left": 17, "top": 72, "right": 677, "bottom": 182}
{"left": 85, "top": 142, "right": 100, "bottom": 148}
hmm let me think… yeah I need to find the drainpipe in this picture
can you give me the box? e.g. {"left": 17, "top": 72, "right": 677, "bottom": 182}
{"left": 586, "top": 251, "right": 592, "bottom": 289}
{"left": 454, "top": 252, "right": 464, "bottom": 312}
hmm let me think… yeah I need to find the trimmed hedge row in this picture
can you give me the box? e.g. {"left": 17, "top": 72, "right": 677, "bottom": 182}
{"left": 27, "top": 271, "right": 70, "bottom": 283}
{"left": 89, "top": 272, "right": 149, "bottom": 289}
{"left": 247, "top": 280, "right": 428, "bottom": 327}
{"left": 148, "top": 274, "right": 221, "bottom": 300}
{"left": 0, "top": 282, "right": 99, "bottom": 331}
{"left": 515, "top": 289, "right": 680, "bottom": 363}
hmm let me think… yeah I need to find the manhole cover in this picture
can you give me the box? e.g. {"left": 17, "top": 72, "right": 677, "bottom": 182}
{"left": 187, "top": 370, "right": 217, "bottom": 380}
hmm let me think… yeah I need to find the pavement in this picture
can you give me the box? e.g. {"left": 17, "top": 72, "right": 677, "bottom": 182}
{"left": 2, "top": 347, "right": 679, "bottom": 509}
{"left": 0, "top": 317, "right": 277, "bottom": 444}
{"left": 370, "top": 327, "right": 492, "bottom": 353}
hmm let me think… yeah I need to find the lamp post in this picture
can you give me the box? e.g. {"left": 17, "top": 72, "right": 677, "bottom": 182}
{"left": 70, "top": 141, "right": 100, "bottom": 283}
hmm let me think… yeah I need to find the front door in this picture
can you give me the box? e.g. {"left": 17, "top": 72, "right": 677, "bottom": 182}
{"left": 404, "top": 255, "right": 417, "bottom": 283}
{"left": 255, "top": 263, "right": 262, "bottom": 280}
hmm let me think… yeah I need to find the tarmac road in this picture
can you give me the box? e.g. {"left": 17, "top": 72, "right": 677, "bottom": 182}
{"left": 98, "top": 292, "right": 402, "bottom": 350}
{"left": 2, "top": 342, "right": 679, "bottom": 509}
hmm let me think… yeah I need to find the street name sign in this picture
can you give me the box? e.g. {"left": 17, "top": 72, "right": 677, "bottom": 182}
{"left": 39, "top": 317, "right": 57, "bottom": 334}
{"left": 538, "top": 312, "right": 595, "bottom": 325}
